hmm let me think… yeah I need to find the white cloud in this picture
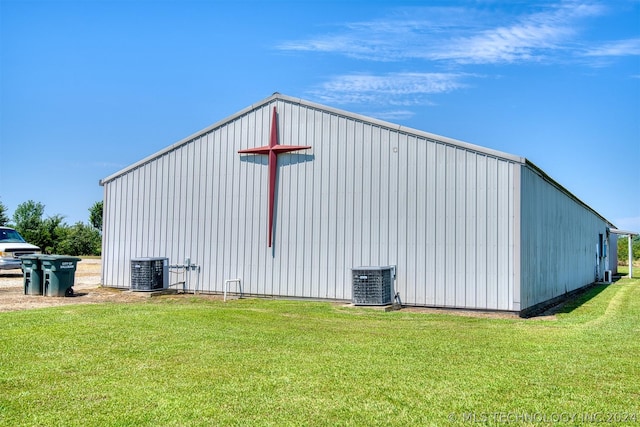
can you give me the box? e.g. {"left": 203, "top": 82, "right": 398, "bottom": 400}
{"left": 277, "top": 2, "right": 636, "bottom": 109}
{"left": 277, "top": 2, "right": 606, "bottom": 65}
{"left": 307, "top": 72, "right": 469, "bottom": 106}
{"left": 583, "top": 38, "right": 640, "bottom": 57}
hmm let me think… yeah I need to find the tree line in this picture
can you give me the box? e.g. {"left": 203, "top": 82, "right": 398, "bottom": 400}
{"left": 617, "top": 234, "right": 640, "bottom": 265}
{"left": 0, "top": 198, "right": 103, "bottom": 256}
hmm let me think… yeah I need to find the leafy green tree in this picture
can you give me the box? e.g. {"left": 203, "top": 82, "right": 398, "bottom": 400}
{"left": 41, "top": 215, "right": 67, "bottom": 254}
{"left": 617, "top": 235, "right": 640, "bottom": 265}
{"left": 12, "top": 200, "right": 46, "bottom": 244}
{"left": 0, "top": 199, "right": 9, "bottom": 226}
{"left": 9, "top": 200, "right": 102, "bottom": 255}
{"left": 89, "top": 201, "right": 103, "bottom": 232}
{"left": 56, "top": 222, "right": 102, "bottom": 256}
{"left": 12, "top": 201, "right": 67, "bottom": 253}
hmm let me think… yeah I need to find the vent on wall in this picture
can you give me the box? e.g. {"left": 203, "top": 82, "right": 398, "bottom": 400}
{"left": 351, "top": 266, "right": 396, "bottom": 305}
{"left": 131, "top": 257, "right": 169, "bottom": 291}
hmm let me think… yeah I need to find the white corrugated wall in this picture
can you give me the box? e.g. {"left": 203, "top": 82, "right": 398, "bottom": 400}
{"left": 102, "top": 96, "right": 519, "bottom": 310}
{"left": 519, "top": 165, "right": 609, "bottom": 310}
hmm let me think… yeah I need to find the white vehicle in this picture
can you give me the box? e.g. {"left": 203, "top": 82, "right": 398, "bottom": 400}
{"left": 0, "top": 227, "right": 41, "bottom": 270}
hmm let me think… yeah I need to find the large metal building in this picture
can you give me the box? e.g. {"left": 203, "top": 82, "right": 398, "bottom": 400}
{"left": 100, "top": 93, "right": 618, "bottom": 315}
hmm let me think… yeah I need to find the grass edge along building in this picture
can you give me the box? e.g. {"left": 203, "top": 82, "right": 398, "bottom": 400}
{"left": 100, "top": 93, "right": 620, "bottom": 316}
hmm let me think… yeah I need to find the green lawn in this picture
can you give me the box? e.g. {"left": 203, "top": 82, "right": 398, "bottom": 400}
{"left": 1, "top": 275, "right": 639, "bottom": 426}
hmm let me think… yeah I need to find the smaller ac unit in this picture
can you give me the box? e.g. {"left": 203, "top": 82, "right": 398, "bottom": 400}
{"left": 604, "top": 270, "right": 612, "bottom": 284}
{"left": 131, "top": 257, "right": 169, "bottom": 291}
{"left": 351, "top": 266, "right": 396, "bottom": 305}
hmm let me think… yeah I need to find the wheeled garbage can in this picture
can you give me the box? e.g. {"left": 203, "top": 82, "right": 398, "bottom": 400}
{"left": 40, "top": 255, "right": 82, "bottom": 297}
{"left": 22, "top": 254, "right": 44, "bottom": 295}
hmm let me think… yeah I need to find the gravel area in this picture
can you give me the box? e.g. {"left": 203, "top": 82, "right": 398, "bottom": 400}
{"left": 0, "top": 259, "right": 149, "bottom": 312}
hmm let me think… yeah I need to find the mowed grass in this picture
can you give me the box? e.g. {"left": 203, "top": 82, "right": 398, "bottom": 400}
{"left": 1, "top": 274, "right": 639, "bottom": 426}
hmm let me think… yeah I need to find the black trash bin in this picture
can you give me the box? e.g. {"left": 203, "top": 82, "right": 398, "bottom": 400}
{"left": 40, "top": 255, "right": 82, "bottom": 297}
{"left": 22, "top": 254, "right": 43, "bottom": 295}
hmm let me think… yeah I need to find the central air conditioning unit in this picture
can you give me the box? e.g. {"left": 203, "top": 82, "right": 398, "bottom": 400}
{"left": 351, "top": 266, "right": 396, "bottom": 305}
{"left": 604, "top": 270, "right": 612, "bottom": 284}
{"left": 130, "top": 257, "right": 169, "bottom": 291}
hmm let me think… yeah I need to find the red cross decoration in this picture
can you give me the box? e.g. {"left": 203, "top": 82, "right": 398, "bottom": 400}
{"left": 238, "top": 106, "right": 311, "bottom": 247}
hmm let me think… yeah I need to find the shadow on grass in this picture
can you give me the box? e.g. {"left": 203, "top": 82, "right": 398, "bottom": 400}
{"left": 532, "top": 275, "right": 626, "bottom": 317}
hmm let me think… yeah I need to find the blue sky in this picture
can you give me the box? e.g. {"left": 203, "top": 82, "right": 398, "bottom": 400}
{"left": 1, "top": 0, "right": 639, "bottom": 231}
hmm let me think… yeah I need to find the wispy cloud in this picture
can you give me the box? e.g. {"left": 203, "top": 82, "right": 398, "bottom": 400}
{"left": 307, "top": 72, "right": 469, "bottom": 106}
{"left": 278, "top": 2, "right": 606, "bottom": 65}
{"left": 583, "top": 38, "right": 640, "bottom": 57}
{"left": 432, "top": 2, "right": 603, "bottom": 64}
{"left": 277, "top": 1, "right": 635, "bottom": 108}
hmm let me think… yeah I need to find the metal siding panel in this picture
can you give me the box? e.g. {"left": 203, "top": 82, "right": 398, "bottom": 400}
{"left": 404, "top": 135, "right": 418, "bottom": 304}
{"left": 167, "top": 150, "right": 182, "bottom": 280}
{"left": 153, "top": 157, "right": 163, "bottom": 260}
{"left": 326, "top": 114, "right": 340, "bottom": 298}
{"left": 102, "top": 183, "right": 112, "bottom": 286}
{"left": 520, "top": 166, "right": 607, "bottom": 310}
{"left": 378, "top": 128, "right": 390, "bottom": 267}
{"left": 309, "top": 111, "right": 325, "bottom": 298}
{"left": 300, "top": 107, "right": 316, "bottom": 298}
{"left": 486, "top": 157, "right": 498, "bottom": 309}
{"left": 250, "top": 109, "right": 268, "bottom": 294}
{"left": 512, "top": 164, "right": 521, "bottom": 310}
{"left": 465, "top": 152, "right": 477, "bottom": 307}
{"left": 202, "top": 133, "right": 216, "bottom": 291}
{"left": 396, "top": 132, "right": 409, "bottom": 300}
{"left": 434, "top": 143, "right": 446, "bottom": 305}
{"left": 334, "top": 116, "right": 349, "bottom": 299}
{"left": 232, "top": 120, "right": 244, "bottom": 289}
{"left": 353, "top": 122, "right": 364, "bottom": 264}
{"left": 445, "top": 145, "right": 456, "bottom": 306}
{"left": 139, "top": 164, "right": 149, "bottom": 257}
{"left": 102, "top": 182, "right": 112, "bottom": 286}
{"left": 497, "top": 160, "right": 511, "bottom": 310}
{"left": 475, "top": 155, "right": 487, "bottom": 308}
{"left": 318, "top": 115, "right": 338, "bottom": 298}
{"left": 169, "top": 148, "right": 180, "bottom": 268}
{"left": 361, "top": 122, "right": 373, "bottom": 264}
{"left": 216, "top": 125, "right": 230, "bottom": 290}
{"left": 122, "top": 172, "right": 133, "bottom": 287}
{"left": 194, "top": 136, "right": 207, "bottom": 288}
{"left": 179, "top": 145, "right": 190, "bottom": 265}
{"left": 388, "top": 131, "right": 400, "bottom": 300}
{"left": 455, "top": 148, "right": 467, "bottom": 308}
{"left": 369, "top": 125, "right": 380, "bottom": 266}
{"left": 232, "top": 118, "right": 245, "bottom": 290}
{"left": 424, "top": 140, "right": 437, "bottom": 305}
{"left": 284, "top": 109, "right": 300, "bottom": 295}
{"left": 342, "top": 118, "right": 357, "bottom": 298}
{"left": 414, "top": 136, "right": 428, "bottom": 305}
{"left": 507, "top": 163, "right": 516, "bottom": 311}
{"left": 144, "top": 162, "right": 154, "bottom": 257}
{"left": 123, "top": 172, "right": 132, "bottom": 287}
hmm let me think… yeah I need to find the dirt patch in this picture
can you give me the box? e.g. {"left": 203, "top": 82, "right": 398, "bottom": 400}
{"left": 0, "top": 259, "right": 152, "bottom": 312}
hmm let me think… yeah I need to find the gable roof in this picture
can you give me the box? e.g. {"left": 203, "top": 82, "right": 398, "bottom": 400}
{"left": 99, "top": 92, "right": 525, "bottom": 186}
{"left": 99, "top": 92, "right": 614, "bottom": 228}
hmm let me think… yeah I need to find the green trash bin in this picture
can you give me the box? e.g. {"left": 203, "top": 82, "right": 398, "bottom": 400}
{"left": 22, "top": 254, "right": 44, "bottom": 295}
{"left": 41, "top": 255, "right": 82, "bottom": 297}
